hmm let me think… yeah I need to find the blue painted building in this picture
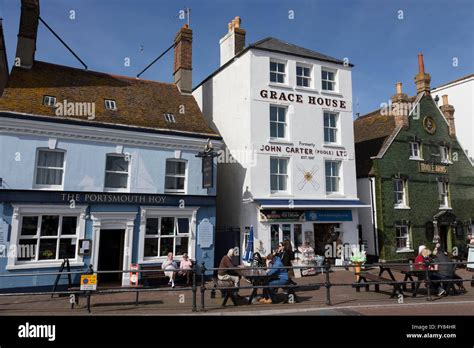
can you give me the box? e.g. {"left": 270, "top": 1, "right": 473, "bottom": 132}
{"left": 0, "top": 6, "right": 222, "bottom": 291}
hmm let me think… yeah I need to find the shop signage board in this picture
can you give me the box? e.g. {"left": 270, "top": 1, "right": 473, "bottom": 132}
{"left": 0, "top": 190, "right": 216, "bottom": 206}
{"left": 419, "top": 162, "right": 448, "bottom": 174}
{"left": 260, "top": 210, "right": 305, "bottom": 222}
{"left": 305, "top": 210, "right": 353, "bottom": 222}
{"left": 256, "top": 141, "right": 348, "bottom": 160}
{"left": 198, "top": 219, "right": 213, "bottom": 248}
{"left": 80, "top": 274, "right": 97, "bottom": 291}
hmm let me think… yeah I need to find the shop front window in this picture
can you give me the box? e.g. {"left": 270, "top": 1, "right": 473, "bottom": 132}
{"left": 17, "top": 215, "right": 79, "bottom": 262}
{"left": 144, "top": 217, "right": 190, "bottom": 258}
{"left": 294, "top": 224, "right": 303, "bottom": 249}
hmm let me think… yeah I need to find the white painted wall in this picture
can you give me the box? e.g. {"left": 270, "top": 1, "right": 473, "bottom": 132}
{"left": 432, "top": 76, "right": 474, "bottom": 163}
{"left": 194, "top": 47, "right": 360, "bottom": 254}
{"left": 357, "top": 177, "right": 377, "bottom": 255}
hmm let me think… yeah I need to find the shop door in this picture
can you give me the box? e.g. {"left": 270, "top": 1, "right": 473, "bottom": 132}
{"left": 439, "top": 225, "right": 449, "bottom": 251}
{"left": 313, "top": 224, "right": 332, "bottom": 256}
{"left": 98, "top": 229, "right": 125, "bottom": 284}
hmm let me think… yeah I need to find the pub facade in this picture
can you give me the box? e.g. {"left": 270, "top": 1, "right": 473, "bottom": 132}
{"left": 194, "top": 17, "right": 366, "bottom": 259}
{"left": 0, "top": 3, "right": 221, "bottom": 291}
{"left": 355, "top": 54, "right": 474, "bottom": 261}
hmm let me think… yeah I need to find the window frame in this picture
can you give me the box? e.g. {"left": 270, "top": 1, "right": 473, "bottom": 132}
{"left": 296, "top": 64, "right": 312, "bottom": 88}
{"left": 270, "top": 157, "right": 289, "bottom": 193}
{"left": 325, "top": 160, "right": 341, "bottom": 194}
{"left": 104, "top": 153, "right": 130, "bottom": 192}
{"left": 269, "top": 105, "right": 288, "bottom": 140}
{"left": 164, "top": 113, "right": 176, "bottom": 123}
{"left": 323, "top": 112, "right": 339, "bottom": 144}
{"left": 393, "top": 178, "right": 409, "bottom": 209}
{"left": 104, "top": 99, "right": 117, "bottom": 111}
{"left": 439, "top": 145, "right": 451, "bottom": 164}
{"left": 164, "top": 159, "right": 187, "bottom": 194}
{"left": 409, "top": 142, "right": 423, "bottom": 160}
{"left": 33, "top": 148, "right": 66, "bottom": 190}
{"left": 139, "top": 208, "right": 197, "bottom": 263}
{"left": 42, "top": 95, "right": 57, "bottom": 107}
{"left": 438, "top": 181, "right": 451, "bottom": 209}
{"left": 395, "top": 225, "right": 412, "bottom": 252}
{"left": 269, "top": 60, "right": 286, "bottom": 84}
{"left": 321, "top": 68, "right": 337, "bottom": 92}
{"left": 7, "top": 205, "right": 87, "bottom": 270}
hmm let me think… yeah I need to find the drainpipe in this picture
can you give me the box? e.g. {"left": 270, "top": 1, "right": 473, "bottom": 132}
{"left": 369, "top": 177, "right": 378, "bottom": 257}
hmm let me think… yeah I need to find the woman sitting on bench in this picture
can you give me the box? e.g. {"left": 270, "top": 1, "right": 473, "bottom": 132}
{"left": 259, "top": 254, "right": 289, "bottom": 304}
{"left": 162, "top": 252, "right": 178, "bottom": 288}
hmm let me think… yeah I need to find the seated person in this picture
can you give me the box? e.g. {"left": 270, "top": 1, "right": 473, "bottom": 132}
{"left": 259, "top": 254, "right": 289, "bottom": 304}
{"left": 217, "top": 248, "right": 240, "bottom": 287}
{"left": 251, "top": 252, "right": 265, "bottom": 268}
{"left": 434, "top": 247, "right": 466, "bottom": 293}
{"left": 162, "top": 252, "right": 178, "bottom": 288}
{"left": 415, "top": 247, "right": 444, "bottom": 295}
{"left": 178, "top": 253, "right": 193, "bottom": 285}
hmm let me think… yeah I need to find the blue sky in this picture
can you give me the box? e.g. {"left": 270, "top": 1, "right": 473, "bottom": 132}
{"left": 1, "top": 0, "right": 473, "bottom": 115}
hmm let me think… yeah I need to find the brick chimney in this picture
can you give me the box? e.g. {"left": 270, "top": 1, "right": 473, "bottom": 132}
{"left": 391, "top": 82, "right": 410, "bottom": 128}
{"left": 440, "top": 94, "right": 456, "bottom": 138}
{"left": 173, "top": 24, "right": 192, "bottom": 93}
{"left": 414, "top": 53, "right": 431, "bottom": 95}
{"left": 219, "top": 16, "right": 246, "bottom": 66}
{"left": 0, "top": 19, "right": 9, "bottom": 96}
{"left": 15, "top": 0, "right": 40, "bottom": 69}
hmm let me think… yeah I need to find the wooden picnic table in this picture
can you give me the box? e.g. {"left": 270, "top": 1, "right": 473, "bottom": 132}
{"left": 379, "top": 264, "right": 437, "bottom": 298}
{"left": 236, "top": 267, "right": 270, "bottom": 305}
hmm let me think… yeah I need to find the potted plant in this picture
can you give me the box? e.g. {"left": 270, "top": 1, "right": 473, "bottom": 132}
{"left": 350, "top": 249, "right": 367, "bottom": 281}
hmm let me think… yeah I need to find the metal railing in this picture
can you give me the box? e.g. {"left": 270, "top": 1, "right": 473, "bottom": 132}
{"left": 0, "top": 260, "right": 472, "bottom": 313}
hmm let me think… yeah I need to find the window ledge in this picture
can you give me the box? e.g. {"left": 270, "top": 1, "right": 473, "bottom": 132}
{"left": 326, "top": 193, "right": 345, "bottom": 198}
{"left": 294, "top": 86, "right": 318, "bottom": 93}
{"left": 320, "top": 90, "right": 343, "bottom": 97}
{"left": 394, "top": 205, "right": 411, "bottom": 210}
{"left": 409, "top": 157, "right": 424, "bottom": 161}
{"left": 268, "top": 139, "right": 293, "bottom": 145}
{"left": 268, "top": 83, "right": 293, "bottom": 90}
{"left": 269, "top": 192, "right": 293, "bottom": 197}
{"left": 439, "top": 206, "right": 452, "bottom": 210}
{"left": 104, "top": 188, "right": 130, "bottom": 193}
{"left": 323, "top": 143, "right": 345, "bottom": 149}
{"left": 6, "top": 261, "right": 84, "bottom": 270}
{"left": 33, "top": 186, "right": 64, "bottom": 190}
{"left": 396, "top": 249, "right": 414, "bottom": 253}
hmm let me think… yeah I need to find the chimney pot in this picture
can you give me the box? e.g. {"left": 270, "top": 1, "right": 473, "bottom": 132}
{"left": 414, "top": 53, "right": 431, "bottom": 95}
{"left": 396, "top": 82, "right": 402, "bottom": 94}
{"left": 418, "top": 53, "right": 425, "bottom": 74}
{"left": 442, "top": 94, "right": 449, "bottom": 106}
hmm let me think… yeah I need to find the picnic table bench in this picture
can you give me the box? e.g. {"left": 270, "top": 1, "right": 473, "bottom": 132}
{"left": 355, "top": 271, "right": 404, "bottom": 298}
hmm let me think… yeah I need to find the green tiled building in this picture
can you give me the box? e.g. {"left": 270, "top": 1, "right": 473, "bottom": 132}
{"left": 355, "top": 55, "right": 474, "bottom": 261}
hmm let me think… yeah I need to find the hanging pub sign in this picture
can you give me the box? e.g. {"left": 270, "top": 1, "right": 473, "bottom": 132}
{"left": 202, "top": 156, "right": 213, "bottom": 189}
{"left": 260, "top": 210, "right": 305, "bottom": 222}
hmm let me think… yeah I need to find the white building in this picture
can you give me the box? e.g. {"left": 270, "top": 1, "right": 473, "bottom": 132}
{"left": 432, "top": 74, "right": 474, "bottom": 163}
{"left": 193, "top": 17, "right": 366, "bottom": 259}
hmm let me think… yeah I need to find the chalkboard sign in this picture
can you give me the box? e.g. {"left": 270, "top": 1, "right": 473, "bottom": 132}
{"left": 468, "top": 246, "right": 474, "bottom": 270}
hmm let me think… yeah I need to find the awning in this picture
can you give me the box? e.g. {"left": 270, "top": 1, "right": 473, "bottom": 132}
{"left": 254, "top": 199, "right": 370, "bottom": 209}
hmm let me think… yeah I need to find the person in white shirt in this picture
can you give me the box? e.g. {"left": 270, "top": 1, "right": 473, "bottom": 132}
{"left": 162, "top": 252, "right": 178, "bottom": 288}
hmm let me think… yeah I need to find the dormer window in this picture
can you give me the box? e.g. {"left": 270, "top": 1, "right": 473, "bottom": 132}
{"left": 105, "top": 99, "right": 117, "bottom": 110}
{"left": 164, "top": 113, "right": 176, "bottom": 123}
{"left": 43, "top": 95, "right": 57, "bottom": 107}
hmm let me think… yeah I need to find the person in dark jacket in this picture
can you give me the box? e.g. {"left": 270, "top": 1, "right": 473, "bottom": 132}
{"left": 434, "top": 247, "right": 466, "bottom": 293}
{"left": 259, "top": 254, "right": 289, "bottom": 304}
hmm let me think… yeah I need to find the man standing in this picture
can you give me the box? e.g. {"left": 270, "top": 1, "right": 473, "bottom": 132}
{"left": 218, "top": 248, "right": 240, "bottom": 287}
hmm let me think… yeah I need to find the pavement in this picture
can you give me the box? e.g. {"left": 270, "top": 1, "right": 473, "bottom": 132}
{"left": 0, "top": 268, "right": 473, "bottom": 316}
